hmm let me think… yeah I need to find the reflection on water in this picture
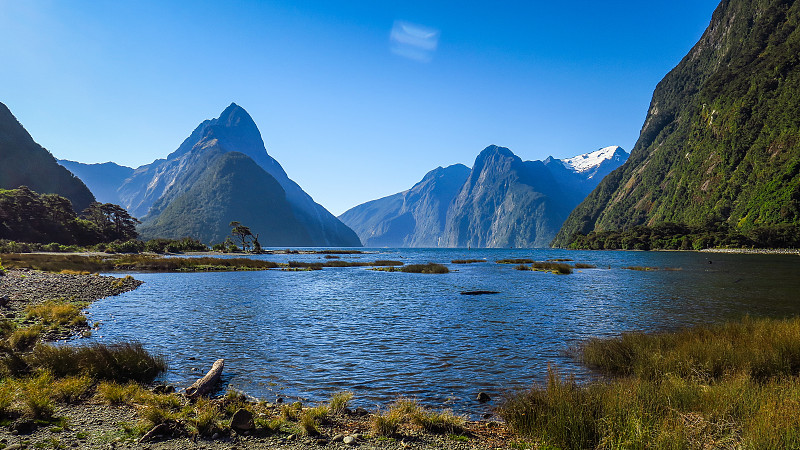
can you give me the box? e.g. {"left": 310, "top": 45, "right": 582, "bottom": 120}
{"left": 84, "top": 249, "right": 800, "bottom": 414}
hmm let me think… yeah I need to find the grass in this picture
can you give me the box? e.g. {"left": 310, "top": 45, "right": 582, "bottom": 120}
{"left": 574, "top": 263, "right": 597, "bottom": 269}
{"left": 499, "top": 317, "right": 800, "bottom": 449}
{"left": 451, "top": 259, "right": 484, "bottom": 264}
{"left": 26, "top": 299, "right": 88, "bottom": 330}
{"left": 515, "top": 261, "right": 574, "bottom": 274}
{"left": 370, "top": 398, "right": 465, "bottom": 437}
{"left": 371, "top": 263, "right": 450, "bottom": 274}
{"left": 327, "top": 391, "right": 353, "bottom": 415}
{"left": 497, "top": 258, "right": 536, "bottom": 264}
{"left": 25, "top": 342, "right": 167, "bottom": 383}
{"left": 623, "top": 266, "right": 659, "bottom": 271}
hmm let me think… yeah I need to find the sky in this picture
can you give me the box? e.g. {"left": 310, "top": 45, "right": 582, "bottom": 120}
{"left": 0, "top": 0, "right": 720, "bottom": 216}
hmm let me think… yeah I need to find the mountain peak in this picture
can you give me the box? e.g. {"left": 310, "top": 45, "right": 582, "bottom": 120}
{"left": 561, "top": 146, "right": 627, "bottom": 173}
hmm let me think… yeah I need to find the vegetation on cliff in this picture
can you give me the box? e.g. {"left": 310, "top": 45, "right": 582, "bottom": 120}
{"left": 554, "top": 0, "right": 800, "bottom": 247}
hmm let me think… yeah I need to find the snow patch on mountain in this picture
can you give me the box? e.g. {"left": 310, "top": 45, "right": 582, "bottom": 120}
{"left": 561, "top": 146, "right": 624, "bottom": 173}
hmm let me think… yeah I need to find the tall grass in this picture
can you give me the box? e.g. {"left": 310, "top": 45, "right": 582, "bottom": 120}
{"left": 500, "top": 317, "right": 800, "bottom": 449}
{"left": 25, "top": 342, "right": 167, "bottom": 383}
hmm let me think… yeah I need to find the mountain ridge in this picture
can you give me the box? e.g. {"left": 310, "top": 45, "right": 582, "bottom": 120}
{"left": 553, "top": 0, "right": 800, "bottom": 247}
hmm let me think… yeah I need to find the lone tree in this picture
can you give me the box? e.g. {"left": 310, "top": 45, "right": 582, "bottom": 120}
{"left": 229, "top": 221, "right": 254, "bottom": 252}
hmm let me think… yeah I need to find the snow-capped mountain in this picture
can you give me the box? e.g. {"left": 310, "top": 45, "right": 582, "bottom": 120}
{"left": 561, "top": 146, "right": 629, "bottom": 178}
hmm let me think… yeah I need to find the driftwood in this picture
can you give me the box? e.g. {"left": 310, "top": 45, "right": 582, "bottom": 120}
{"left": 185, "top": 358, "right": 224, "bottom": 398}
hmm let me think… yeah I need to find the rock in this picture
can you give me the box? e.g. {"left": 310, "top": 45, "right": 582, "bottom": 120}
{"left": 483, "top": 412, "right": 493, "bottom": 419}
{"left": 353, "top": 407, "right": 369, "bottom": 416}
{"left": 353, "top": 433, "right": 364, "bottom": 440}
{"left": 343, "top": 435, "right": 356, "bottom": 445}
{"left": 230, "top": 408, "right": 255, "bottom": 432}
{"left": 332, "top": 434, "right": 345, "bottom": 442}
{"left": 276, "top": 397, "right": 284, "bottom": 404}
{"left": 211, "top": 432, "right": 220, "bottom": 440}
{"left": 5, "top": 444, "right": 23, "bottom": 450}
{"left": 10, "top": 418, "right": 36, "bottom": 435}
{"left": 477, "top": 392, "right": 491, "bottom": 403}
{"left": 316, "top": 438, "right": 329, "bottom": 445}
{"left": 0, "top": 295, "right": 9, "bottom": 307}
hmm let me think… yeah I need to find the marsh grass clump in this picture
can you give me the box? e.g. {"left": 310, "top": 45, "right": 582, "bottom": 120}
{"left": 96, "top": 381, "right": 148, "bottom": 405}
{"left": 51, "top": 374, "right": 93, "bottom": 403}
{"left": 401, "top": 263, "right": 449, "bottom": 274}
{"left": 327, "top": 391, "right": 353, "bottom": 415}
{"left": 531, "top": 261, "right": 573, "bottom": 274}
{"left": 26, "top": 299, "right": 88, "bottom": 330}
{"left": 581, "top": 316, "right": 800, "bottom": 381}
{"left": 496, "top": 258, "right": 536, "bottom": 264}
{"left": 574, "top": 263, "right": 597, "bottom": 269}
{"left": 26, "top": 342, "right": 166, "bottom": 383}
{"left": 623, "top": 266, "right": 659, "bottom": 271}
{"left": 500, "top": 317, "right": 800, "bottom": 449}
{"left": 514, "top": 264, "right": 530, "bottom": 271}
{"left": 7, "top": 325, "right": 43, "bottom": 352}
{"left": 371, "top": 398, "right": 466, "bottom": 437}
{"left": 451, "top": 259, "right": 484, "bottom": 264}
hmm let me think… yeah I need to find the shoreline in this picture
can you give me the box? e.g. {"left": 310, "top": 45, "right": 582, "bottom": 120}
{"left": 0, "top": 268, "right": 514, "bottom": 449}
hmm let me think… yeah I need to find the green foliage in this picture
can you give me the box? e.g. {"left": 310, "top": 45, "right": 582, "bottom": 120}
{"left": 564, "top": 222, "right": 800, "bottom": 250}
{"left": 0, "top": 187, "right": 141, "bottom": 246}
{"left": 144, "top": 237, "right": 208, "bottom": 253}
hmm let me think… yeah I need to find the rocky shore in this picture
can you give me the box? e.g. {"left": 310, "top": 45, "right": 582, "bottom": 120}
{"left": 0, "top": 268, "right": 515, "bottom": 449}
{"left": 700, "top": 248, "right": 800, "bottom": 255}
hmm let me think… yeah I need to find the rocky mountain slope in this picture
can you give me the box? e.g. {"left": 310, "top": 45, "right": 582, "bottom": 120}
{"left": 339, "top": 164, "right": 470, "bottom": 247}
{"left": 57, "top": 160, "right": 133, "bottom": 205}
{"left": 340, "top": 145, "right": 627, "bottom": 248}
{"left": 553, "top": 0, "right": 800, "bottom": 246}
{"left": 70, "top": 103, "right": 360, "bottom": 246}
{"left": 0, "top": 102, "right": 95, "bottom": 212}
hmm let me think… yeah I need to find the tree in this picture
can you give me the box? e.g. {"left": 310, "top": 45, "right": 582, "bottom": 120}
{"left": 229, "top": 221, "right": 253, "bottom": 252}
{"left": 82, "top": 202, "right": 141, "bottom": 242}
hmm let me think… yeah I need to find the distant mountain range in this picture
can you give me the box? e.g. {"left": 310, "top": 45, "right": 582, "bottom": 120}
{"left": 62, "top": 104, "right": 361, "bottom": 246}
{"left": 340, "top": 145, "right": 628, "bottom": 247}
{"left": 0, "top": 101, "right": 95, "bottom": 212}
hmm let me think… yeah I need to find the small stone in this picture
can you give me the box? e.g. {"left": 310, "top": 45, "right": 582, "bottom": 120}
{"left": 316, "top": 438, "right": 329, "bottom": 446}
{"left": 332, "top": 434, "right": 345, "bottom": 442}
{"left": 343, "top": 435, "right": 356, "bottom": 445}
{"left": 287, "top": 434, "right": 296, "bottom": 440}
{"left": 353, "top": 407, "right": 369, "bottom": 416}
{"left": 276, "top": 397, "right": 284, "bottom": 404}
{"left": 483, "top": 412, "right": 493, "bottom": 419}
{"left": 353, "top": 433, "right": 363, "bottom": 440}
{"left": 477, "top": 392, "right": 491, "bottom": 403}
{"left": 230, "top": 408, "right": 255, "bottom": 432}
{"left": 5, "top": 444, "right": 23, "bottom": 450}
{"left": 211, "top": 432, "right": 220, "bottom": 440}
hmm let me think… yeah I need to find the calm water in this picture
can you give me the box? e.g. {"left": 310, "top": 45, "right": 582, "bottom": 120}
{"left": 83, "top": 249, "right": 800, "bottom": 414}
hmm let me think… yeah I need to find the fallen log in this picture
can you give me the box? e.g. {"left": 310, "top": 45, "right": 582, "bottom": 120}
{"left": 185, "top": 358, "right": 224, "bottom": 398}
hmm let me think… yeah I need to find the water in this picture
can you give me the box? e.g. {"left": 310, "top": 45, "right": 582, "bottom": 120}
{"left": 83, "top": 249, "right": 800, "bottom": 414}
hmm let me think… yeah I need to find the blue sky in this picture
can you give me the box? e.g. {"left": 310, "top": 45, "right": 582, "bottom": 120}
{"left": 1, "top": 0, "right": 719, "bottom": 215}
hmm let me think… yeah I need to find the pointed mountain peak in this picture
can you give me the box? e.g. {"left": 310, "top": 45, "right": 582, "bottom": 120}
{"left": 561, "top": 146, "right": 627, "bottom": 173}
{"left": 217, "top": 102, "right": 254, "bottom": 127}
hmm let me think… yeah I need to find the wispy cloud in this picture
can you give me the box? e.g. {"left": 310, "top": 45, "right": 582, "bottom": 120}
{"left": 390, "top": 20, "right": 440, "bottom": 63}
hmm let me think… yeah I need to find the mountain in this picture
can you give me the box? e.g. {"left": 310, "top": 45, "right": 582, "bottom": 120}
{"left": 137, "top": 150, "right": 311, "bottom": 245}
{"left": 58, "top": 160, "right": 133, "bottom": 205}
{"left": 340, "top": 145, "right": 627, "bottom": 248}
{"left": 0, "top": 102, "right": 95, "bottom": 212}
{"left": 131, "top": 103, "right": 360, "bottom": 246}
{"left": 338, "top": 164, "right": 470, "bottom": 247}
{"left": 443, "top": 146, "right": 574, "bottom": 248}
{"left": 553, "top": 0, "right": 800, "bottom": 246}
